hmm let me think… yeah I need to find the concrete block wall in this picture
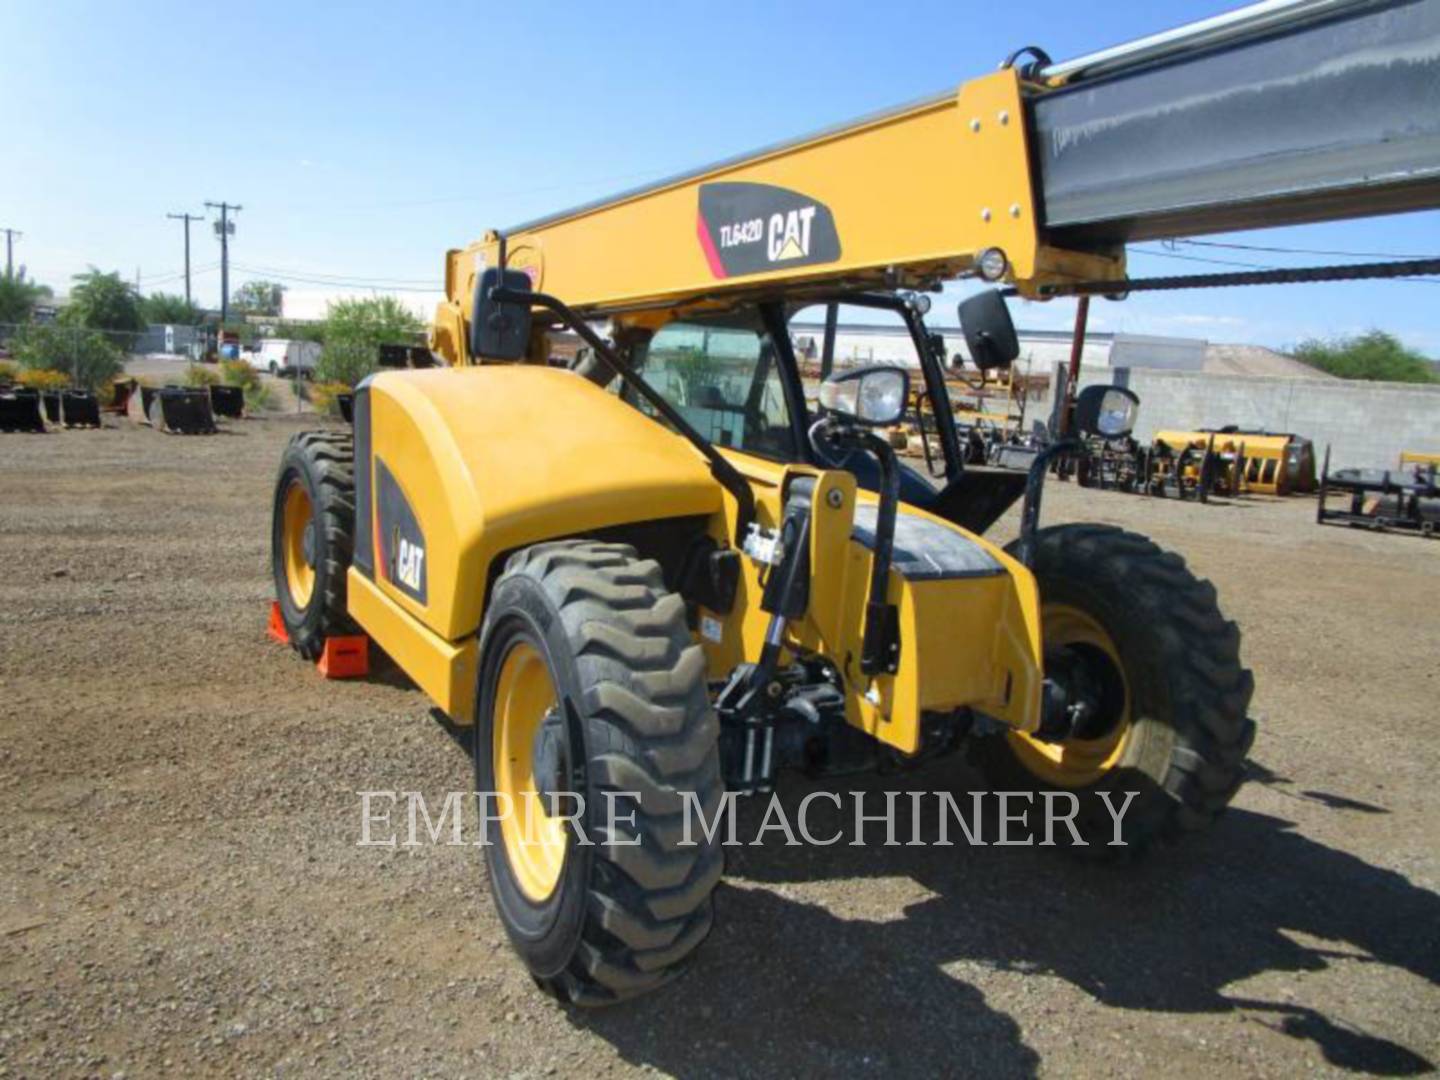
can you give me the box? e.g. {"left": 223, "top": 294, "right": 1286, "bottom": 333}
{"left": 1054, "top": 368, "right": 1440, "bottom": 471}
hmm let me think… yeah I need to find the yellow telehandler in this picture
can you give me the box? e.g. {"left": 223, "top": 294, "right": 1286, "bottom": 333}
{"left": 270, "top": 0, "right": 1438, "bottom": 1003}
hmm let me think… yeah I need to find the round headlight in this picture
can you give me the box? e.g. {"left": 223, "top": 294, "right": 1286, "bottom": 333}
{"left": 978, "top": 247, "right": 1009, "bottom": 282}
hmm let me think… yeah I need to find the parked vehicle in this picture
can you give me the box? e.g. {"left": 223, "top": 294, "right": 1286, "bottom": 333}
{"left": 259, "top": 339, "right": 321, "bottom": 378}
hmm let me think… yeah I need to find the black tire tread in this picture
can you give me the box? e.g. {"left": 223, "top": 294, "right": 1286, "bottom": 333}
{"left": 492, "top": 540, "right": 723, "bottom": 1005}
{"left": 978, "top": 523, "right": 1255, "bottom": 855}
{"left": 274, "top": 429, "right": 357, "bottom": 660}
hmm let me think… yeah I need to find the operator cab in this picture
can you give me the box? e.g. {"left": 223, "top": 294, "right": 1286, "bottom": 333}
{"left": 603, "top": 288, "right": 1027, "bottom": 534}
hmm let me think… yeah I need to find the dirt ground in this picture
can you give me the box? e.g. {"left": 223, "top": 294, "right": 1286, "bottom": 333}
{"left": 2, "top": 414, "right": 1437, "bottom": 1078}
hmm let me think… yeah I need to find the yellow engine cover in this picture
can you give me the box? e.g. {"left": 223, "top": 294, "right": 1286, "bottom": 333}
{"left": 354, "top": 364, "right": 721, "bottom": 643}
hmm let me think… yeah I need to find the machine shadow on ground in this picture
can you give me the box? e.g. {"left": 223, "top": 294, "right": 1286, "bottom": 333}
{"left": 572, "top": 763, "right": 1437, "bottom": 1077}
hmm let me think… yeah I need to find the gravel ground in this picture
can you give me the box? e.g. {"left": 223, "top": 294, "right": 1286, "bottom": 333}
{"left": 1, "top": 415, "right": 1437, "bottom": 1078}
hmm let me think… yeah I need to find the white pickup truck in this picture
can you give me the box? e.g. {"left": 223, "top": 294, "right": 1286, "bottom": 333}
{"left": 258, "top": 339, "right": 321, "bottom": 378}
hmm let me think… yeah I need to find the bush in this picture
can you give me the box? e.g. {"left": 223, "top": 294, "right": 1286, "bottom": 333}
{"left": 316, "top": 296, "right": 422, "bottom": 386}
{"left": 1293, "top": 331, "right": 1438, "bottom": 384}
{"left": 220, "top": 358, "right": 260, "bottom": 390}
{"left": 141, "top": 292, "right": 201, "bottom": 325}
{"left": 185, "top": 363, "right": 221, "bottom": 387}
{"left": 17, "top": 368, "right": 69, "bottom": 392}
{"left": 0, "top": 359, "right": 18, "bottom": 383}
{"left": 309, "top": 381, "right": 350, "bottom": 417}
{"left": 11, "top": 325, "right": 125, "bottom": 390}
{"left": 245, "top": 381, "right": 277, "bottom": 412}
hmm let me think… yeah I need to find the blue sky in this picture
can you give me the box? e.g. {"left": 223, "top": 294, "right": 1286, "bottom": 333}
{"left": 3, "top": 0, "right": 1436, "bottom": 354}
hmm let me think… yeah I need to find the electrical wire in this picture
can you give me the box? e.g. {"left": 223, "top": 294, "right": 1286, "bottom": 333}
{"left": 1172, "top": 238, "right": 1440, "bottom": 261}
{"left": 229, "top": 263, "right": 443, "bottom": 292}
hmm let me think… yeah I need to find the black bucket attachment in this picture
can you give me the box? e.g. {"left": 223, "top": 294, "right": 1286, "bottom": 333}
{"left": 42, "top": 391, "right": 62, "bottom": 423}
{"left": 0, "top": 386, "right": 46, "bottom": 433}
{"left": 209, "top": 384, "right": 245, "bottom": 419}
{"left": 152, "top": 387, "right": 217, "bottom": 434}
{"left": 337, "top": 392, "right": 354, "bottom": 424}
{"left": 140, "top": 385, "right": 160, "bottom": 420}
{"left": 62, "top": 390, "right": 102, "bottom": 427}
{"left": 105, "top": 378, "right": 138, "bottom": 416}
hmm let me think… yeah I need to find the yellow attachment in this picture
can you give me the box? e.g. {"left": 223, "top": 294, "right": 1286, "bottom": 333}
{"left": 1401, "top": 450, "right": 1440, "bottom": 468}
{"left": 281, "top": 481, "right": 315, "bottom": 609}
{"left": 1152, "top": 429, "right": 1307, "bottom": 496}
{"left": 491, "top": 640, "right": 567, "bottom": 902}
{"left": 1006, "top": 603, "right": 1132, "bottom": 788}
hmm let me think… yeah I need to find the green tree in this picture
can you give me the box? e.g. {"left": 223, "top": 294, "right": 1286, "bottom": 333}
{"left": 232, "top": 279, "right": 286, "bottom": 317}
{"left": 0, "top": 269, "right": 52, "bottom": 325}
{"left": 272, "top": 320, "right": 325, "bottom": 344}
{"left": 142, "top": 292, "right": 201, "bottom": 325}
{"left": 63, "top": 267, "right": 145, "bottom": 334}
{"left": 1293, "top": 331, "right": 1438, "bottom": 384}
{"left": 315, "top": 296, "right": 422, "bottom": 386}
{"left": 12, "top": 325, "right": 125, "bottom": 390}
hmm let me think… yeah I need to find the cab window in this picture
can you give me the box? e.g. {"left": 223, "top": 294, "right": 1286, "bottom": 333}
{"left": 629, "top": 317, "right": 800, "bottom": 461}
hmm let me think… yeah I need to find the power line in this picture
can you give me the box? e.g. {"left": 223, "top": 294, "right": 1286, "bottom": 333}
{"left": 230, "top": 264, "right": 437, "bottom": 289}
{"left": 229, "top": 263, "right": 443, "bottom": 292}
{"left": 1174, "top": 238, "right": 1440, "bottom": 261}
{"left": 143, "top": 262, "right": 221, "bottom": 288}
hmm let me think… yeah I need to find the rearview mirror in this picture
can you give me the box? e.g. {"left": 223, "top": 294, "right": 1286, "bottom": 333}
{"left": 470, "top": 267, "right": 533, "bottom": 361}
{"left": 958, "top": 289, "right": 1019, "bottom": 370}
{"left": 819, "top": 365, "right": 910, "bottom": 427}
{"left": 1073, "top": 384, "right": 1140, "bottom": 440}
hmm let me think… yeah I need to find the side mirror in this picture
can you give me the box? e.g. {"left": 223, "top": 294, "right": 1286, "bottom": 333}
{"left": 470, "top": 267, "right": 533, "bottom": 361}
{"left": 819, "top": 365, "right": 910, "bottom": 427}
{"left": 1073, "top": 384, "right": 1140, "bottom": 440}
{"left": 958, "top": 289, "right": 1019, "bottom": 370}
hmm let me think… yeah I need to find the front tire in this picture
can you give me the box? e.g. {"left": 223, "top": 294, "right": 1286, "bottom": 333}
{"left": 270, "top": 430, "right": 357, "bottom": 659}
{"left": 974, "top": 524, "right": 1255, "bottom": 854}
{"left": 475, "top": 540, "right": 723, "bottom": 1005}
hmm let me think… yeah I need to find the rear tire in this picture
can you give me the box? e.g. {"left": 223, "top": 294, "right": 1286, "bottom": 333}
{"left": 270, "top": 430, "right": 357, "bottom": 659}
{"left": 475, "top": 540, "right": 723, "bottom": 1005}
{"left": 973, "top": 524, "right": 1255, "bottom": 855}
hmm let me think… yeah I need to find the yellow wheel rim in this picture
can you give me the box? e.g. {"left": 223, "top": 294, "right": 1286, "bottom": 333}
{"left": 281, "top": 481, "right": 316, "bottom": 609}
{"left": 1009, "top": 603, "right": 1132, "bottom": 788}
{"left": 492, "top": 641, "right": 568, "bottom": 902}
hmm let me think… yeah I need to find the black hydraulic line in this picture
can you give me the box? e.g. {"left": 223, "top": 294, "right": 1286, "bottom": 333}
{"left": 1014, "top": 439, "right": 1080, "bottom": 568}
{"left": 820, "top": 302, "right": 838, "bottom": 380}
{"left": 1014, "top": 258, "right": 1440, "bottom": 298}
{"left": 491, "top": 285, "right": 758, "bottom": 536}
{"left": 844, "top": 425, "right": 903, "bottom": 677}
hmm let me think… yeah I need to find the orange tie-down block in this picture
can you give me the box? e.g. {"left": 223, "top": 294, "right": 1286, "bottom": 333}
{"left": 267, "top": 601, "right": 370, "bottom": 679}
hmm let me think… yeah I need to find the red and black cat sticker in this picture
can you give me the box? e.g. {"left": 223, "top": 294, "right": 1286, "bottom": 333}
{"left": 696, "top": 182, "right": 841, "bottom": 279}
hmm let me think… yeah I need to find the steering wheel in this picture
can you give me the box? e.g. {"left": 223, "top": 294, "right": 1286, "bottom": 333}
{"left": 808, "top": 418, "right": 857, "bottom": 470}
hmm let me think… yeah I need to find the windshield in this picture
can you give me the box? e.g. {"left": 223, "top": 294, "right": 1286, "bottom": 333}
{"left": 629, "top": 317, "right": 801, "bottom": 461}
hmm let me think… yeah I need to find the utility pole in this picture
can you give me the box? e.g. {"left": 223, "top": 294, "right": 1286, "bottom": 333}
{"left": 1, "top": 228, "right": 20, "bottom": 279}
{"left": 166, "top": 212, "right": 203, "bottom": 307}
{"left": 205, "top": 201, "right": 241, "bottom": 324}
